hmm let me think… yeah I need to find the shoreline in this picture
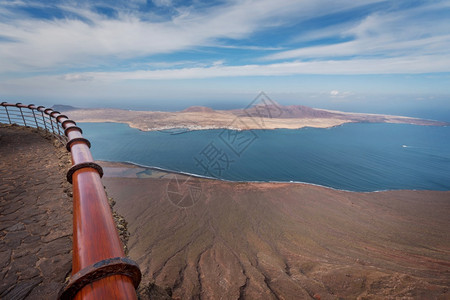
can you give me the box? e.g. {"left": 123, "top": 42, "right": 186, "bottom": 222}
{"left": 81, "top": 119, "right": 449, "bottom": 134}
{"left": 79, "top": 119, "right": 351, "bottom": 132}
{"left": 97, "top": 159, "right": 450, "bottom": 194}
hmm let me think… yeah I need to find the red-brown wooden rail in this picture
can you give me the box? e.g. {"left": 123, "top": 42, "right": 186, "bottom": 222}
{"left": 0, "top": 102, "right": 141, "bottom": 299}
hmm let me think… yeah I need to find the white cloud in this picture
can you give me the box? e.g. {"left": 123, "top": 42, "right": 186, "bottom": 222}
{"left": 60, "top": 74, "right": 94, "bottom": 81}
{"left": 57, "top": 54, "right": 450, "bottom": 81}
{"left": 265, "top": 2, "right": 450, "bottom": 63}
{"left": 152, "top": 0, "right": 172, "bottom": 7}
{"left": 0, "top": 0, "right": 385, "bottom": 73}
{"left": 329, "top": 90, "right": 354, "bottom": 98}
{"left": 212, "top": 60, "right": 225, "bottom": 66}
{"left": 330, "top": 90, "right": 339, "bottom": 96}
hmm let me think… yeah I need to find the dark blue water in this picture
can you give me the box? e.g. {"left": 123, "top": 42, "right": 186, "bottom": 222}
{"left": 81, "top": 122, "right": 450, "bottom": 192}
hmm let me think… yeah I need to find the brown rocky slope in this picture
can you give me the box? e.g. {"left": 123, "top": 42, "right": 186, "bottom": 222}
{"left": 100, "top": 164, "right": 450, "bottom": 300}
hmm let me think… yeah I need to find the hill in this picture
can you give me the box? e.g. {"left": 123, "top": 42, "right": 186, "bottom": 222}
{"left": 99, "top": 161, "right": 450, "bottom": 299}
{"left": 51, "top": 104, "right": 78, "bottom": 111}
{"left": 182, "top": 106, "right": 216, "bottom": 113}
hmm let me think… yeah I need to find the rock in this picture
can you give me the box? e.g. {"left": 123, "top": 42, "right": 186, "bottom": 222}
{"left": 6, "top": 223, "right": 25, "bottom": 232}
{"left": 2, "top": 279, "right": 42, "bottom": 300}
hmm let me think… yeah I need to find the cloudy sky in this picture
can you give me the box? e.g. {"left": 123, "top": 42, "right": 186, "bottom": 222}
{"left": 1, "top": 0, "right": 449, "bottom": 116}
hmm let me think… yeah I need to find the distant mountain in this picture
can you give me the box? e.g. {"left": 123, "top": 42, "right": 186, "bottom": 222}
{"left": 181, "top": 106, "right": 216, "bottom": 113}
{"left": 232, "top": 104, "right": 340, "bottom": 119}
{"left": 51, "top": 104, "right": 79, "bottom": 112}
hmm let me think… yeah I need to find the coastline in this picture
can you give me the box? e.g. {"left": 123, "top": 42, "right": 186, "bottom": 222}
{"left": 77, "top": 117, "right": 351, "bottom": 132}
{"left": 87, "top": 119, "right": 448, "bottom": 133}
{"left": 97, "top": 160, "right": 450, "bottom": 193}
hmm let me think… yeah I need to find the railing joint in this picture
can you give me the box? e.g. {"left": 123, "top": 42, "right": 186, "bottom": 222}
{"left": 62, "top": 119, "right": 77, "bottom": 127}
{"left": 56, "top": 114, "right": 69, "bottom": 122}
{"left": 58, "top": 257, "right": 141, "bottom": 300}
{"left": 64, "top": 126, "right": 83, "bottom": 135}
{"left": 66, "top": 162, "right": 104, "bottom": 184}
{"left": 66, "top": 138, "right": 91, "bottom": 152}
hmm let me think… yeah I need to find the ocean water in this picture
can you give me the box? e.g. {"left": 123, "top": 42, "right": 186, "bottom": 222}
{"left": 80, "top": 122, "right": 450, "bottom": 192}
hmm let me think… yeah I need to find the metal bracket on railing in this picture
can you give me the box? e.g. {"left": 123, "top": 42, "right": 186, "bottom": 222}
{"left": 66, "top": 138, "right": 91, "bottom": 152}
{"left": 56, "top": 115, "right": 69, "bottom": 122}
{"left": 64, "top": 126, "right": 83, "bottom": 136}
{"left": 62, "top": 119, "right": 77, "bottom": 127}
{"left": 66, "top": 162, "right": 104, "bottom": 184}
{"left": 58, "top": 257, "right": 141, "bottom": 300}
{"left": 50, "top": 111, "right": 61, "bottom": 117}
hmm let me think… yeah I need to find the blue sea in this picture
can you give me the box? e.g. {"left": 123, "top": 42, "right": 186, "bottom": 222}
{"left": 80, "top": 122, "right": 450, "bottom": 192}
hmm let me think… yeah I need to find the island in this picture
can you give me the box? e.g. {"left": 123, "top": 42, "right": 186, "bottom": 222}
{"left": 58, "top": 103, "right": 448, "bottom": 132}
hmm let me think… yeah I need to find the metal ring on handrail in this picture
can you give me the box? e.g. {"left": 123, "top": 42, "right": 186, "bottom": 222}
{"left": 1, "top": 102, "right": 7, "bottom": 105}
{"left": 64, "top": 126, "right": 83, "bottom": 136}
{"left": 37, "top": 105, "right": 45, "bottom": 110}
{"left": 27, "top": 104, "right": 35, "bottom": 109}
{"left": 56, "top": 115, "right": 69, "bottom": 122}
{"left": 50, "top": 111, "right": 61, "bottom": 117}
{"left": 44, "top": 108, "right": 53, "bottom": 114}
{"left": 67, "top": 162, "right": 103, "bottom": 184}
{"left": 58, "top": 257, "right": 141, "bottom": 300}
{"left": 66, "top": 138, "right": 91, "bottom": 152}
{"left": 62, "top": 119, "right": 77, "bottom": 127}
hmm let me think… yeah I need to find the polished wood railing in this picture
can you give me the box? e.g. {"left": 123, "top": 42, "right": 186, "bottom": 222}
{"left": 0, "top": 102, "right": 141, "bottom": 299}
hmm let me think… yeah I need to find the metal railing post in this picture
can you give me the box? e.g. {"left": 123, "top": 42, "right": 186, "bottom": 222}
{"left": 44, "top": 109, "right": 56, "bottom": 134}
{"left": 49, "top": 116, "right": 55, "bottom": 134}
{"left": 4, "top": 105, "right": 11, "bottom": 124}
{"left": 17, "top": 103, "right": 27, "bottom": 126}
{"left": 41, "top": 111, "right": 48, "bottom": 131}
{"left": 30, "top": 104, "right": 39, "bottom": 128}
{"left": 57, "top": 119, "right": 63, "bottom": 136}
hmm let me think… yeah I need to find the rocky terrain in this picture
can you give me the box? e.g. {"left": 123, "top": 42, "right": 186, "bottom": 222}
{"left": 0, "top": 125, "right": 73, "bottom": 299}
{"left": 61, "top": 103, "right": 448, "bottom": 132}
{"left": 100, "top": 162, "right": 450, "bottom": 300}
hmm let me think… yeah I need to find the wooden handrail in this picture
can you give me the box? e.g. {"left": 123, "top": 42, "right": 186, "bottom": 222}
{"left": 0, "top": 102, "right": 141, "bottom": 299}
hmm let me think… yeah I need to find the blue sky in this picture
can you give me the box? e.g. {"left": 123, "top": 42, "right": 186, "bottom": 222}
{"left": 1, "top": 0, "right": 450, "bottom": 118}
